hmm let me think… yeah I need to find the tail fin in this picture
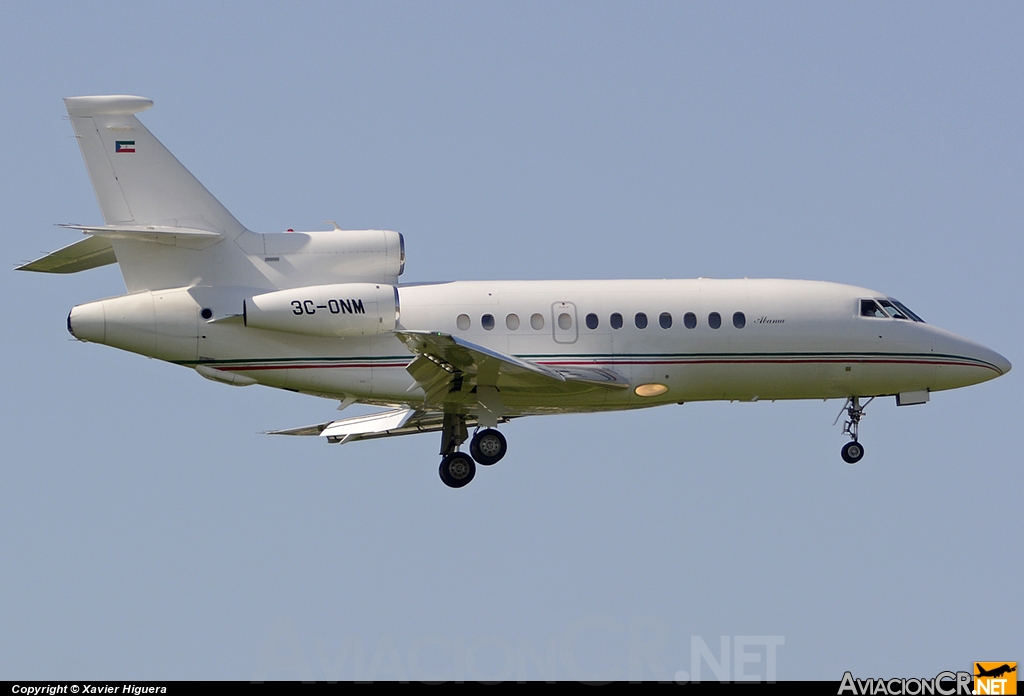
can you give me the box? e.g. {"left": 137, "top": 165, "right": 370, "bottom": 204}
{"left": 29, "top": 97, "right": 389, "bottom": 295}
{"left": 64, "top": 95, "right": 246, "bottom": 236}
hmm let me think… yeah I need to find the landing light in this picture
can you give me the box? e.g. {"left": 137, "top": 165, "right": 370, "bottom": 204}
{"left": 635, "top": 383, "right": 669, "bottom": 397}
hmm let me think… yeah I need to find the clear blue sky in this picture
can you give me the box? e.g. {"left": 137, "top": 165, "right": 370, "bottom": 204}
{"left": 1, "top": 1, "right": 1020, "bottom": 681}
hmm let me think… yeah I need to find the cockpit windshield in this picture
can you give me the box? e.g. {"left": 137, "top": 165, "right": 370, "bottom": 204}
{"left": 860, "top": 299, "right": 886, "bottom": 318}
{"left": 860, "top": 298, "right": 925, "bottom": 323}
{"left": 878, "top": 300, "right": 908, "bottom": 320}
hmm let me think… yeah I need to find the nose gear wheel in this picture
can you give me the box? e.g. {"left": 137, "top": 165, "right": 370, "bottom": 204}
{"left": 835, "top": 396, "right": 873, "bottom": 465}
{"left": 841, "top": 441, "right": 864, "bottom": 464}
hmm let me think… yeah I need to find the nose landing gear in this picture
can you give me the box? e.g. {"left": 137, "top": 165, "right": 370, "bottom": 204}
{"left": 841, "top": 440, "right": 864, "bottom": 464}
{"left": 836, "top": 396, "right": 873, "bottom": 464}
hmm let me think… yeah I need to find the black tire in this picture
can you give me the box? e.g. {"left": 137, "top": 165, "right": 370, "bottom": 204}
{"left": 841, "top": 441, "right": 865, "bottom": 464}
{"left": 439, "top": 452, "right": 476, "bottom": 488}
{"left": 470, "top": 428, "right": 507, "bottom": 466}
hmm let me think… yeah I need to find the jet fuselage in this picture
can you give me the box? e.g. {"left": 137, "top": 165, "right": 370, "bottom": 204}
{"left": 68, "top": 277, "right": 1009, "bottom": 416}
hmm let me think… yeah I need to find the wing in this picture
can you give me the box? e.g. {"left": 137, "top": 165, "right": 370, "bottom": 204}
{"left": 266, "top": 407, "right": 507, "bottom": 444}
{"left": 266, "top": 333, "right": 622, "bottom": 442}
{"left": 267, "top": 332, "right": 625, "bottom": 445}
{"left": 395, "top": 330, "right": 628, "bottom": 407}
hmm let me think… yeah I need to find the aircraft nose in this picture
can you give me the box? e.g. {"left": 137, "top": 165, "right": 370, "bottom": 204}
{"left": 946, "top": 335, "right": 1011, "bottom": 381}
{"left": 989, "top": 348, "right": 1012, "bottom": 376}
{"left": 928, "top": 328, "right": 1010, "bottom": 391}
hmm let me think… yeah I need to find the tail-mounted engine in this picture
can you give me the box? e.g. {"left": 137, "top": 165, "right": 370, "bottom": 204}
{"left": 244, "top": 283, "right": 399, "bottom": 337}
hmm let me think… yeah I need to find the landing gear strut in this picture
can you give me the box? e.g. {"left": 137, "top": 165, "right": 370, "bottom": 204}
{"left": 836, "top": 396, "right": 873, "bottom": 464}
{"left": 437, "top": 414, "right": 508, "bottom": 487}
{"left": 440, "top": 412, "right": 468, "bottom": 456}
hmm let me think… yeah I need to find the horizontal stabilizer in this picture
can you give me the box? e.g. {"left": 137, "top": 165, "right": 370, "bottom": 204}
{"left": 16, "top": 235, "right": 116, "bottom": 274}
{"left": 59, "top": 223, "right": 223, "bottom": 249}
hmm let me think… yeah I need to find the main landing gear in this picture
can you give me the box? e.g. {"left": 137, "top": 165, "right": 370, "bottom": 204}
{"left": 438, "top": 413, "right": 509, "bottom": 488}
{"left": 470, "top": 428, "right": 507, "bottom": 466}
{"left": 836, "top": 396, "right": 873, "bottom": 465}
{"left": 439, "top": 452, "right": 476, "bottom": 488}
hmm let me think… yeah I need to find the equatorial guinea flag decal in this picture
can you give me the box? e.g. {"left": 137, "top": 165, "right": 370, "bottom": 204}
{"left": 115, "top": 140, "right": 135, "bottom": 153}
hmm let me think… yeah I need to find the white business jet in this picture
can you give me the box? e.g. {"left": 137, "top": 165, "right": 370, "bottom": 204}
{"left": 19, "top": 95, "right": 1011, "bottom": 487}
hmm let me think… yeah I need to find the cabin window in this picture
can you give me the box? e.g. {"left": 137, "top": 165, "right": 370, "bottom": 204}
{"left": 708, "top": 312, "right": 721, "bottom": 329}
{"left": 610, "top": 313, "right": 623, "bottom": 329}
{"left": 457, "top": 314, "right": 471, "bottom": 330}
{"left": 585, "top": 313, "right": 599, "bottom": 330}
{"left": 659, "top": 312, "right": 672, "bottom": 329}
{"left": 733, "top": 312, "right": 745, "bottom": 329}
{"left": 481, "top": 314, "right": 495, "bottom": 330}
{"left": 558, "top": 312, "right": 573, "bottom": 330}
{"left": 531, "top": 313, "right": 545, "bottom": 330}
{"left": 635, "top": 312, "right": 648, "bottom": 329}
{"left": 683, "top": 312, "right": 697, "bottom": 329}
{"left": 506, "top": 313, "right": 520, "bottom": 330}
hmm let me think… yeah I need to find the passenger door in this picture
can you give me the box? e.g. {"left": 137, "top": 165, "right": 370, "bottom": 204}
{"left": 551, "top": 301, "right": 578, "bottom": 344}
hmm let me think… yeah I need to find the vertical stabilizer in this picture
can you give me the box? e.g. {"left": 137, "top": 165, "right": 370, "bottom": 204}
{"left": 64, "top": 95, "right": 246, "bottom": 237}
